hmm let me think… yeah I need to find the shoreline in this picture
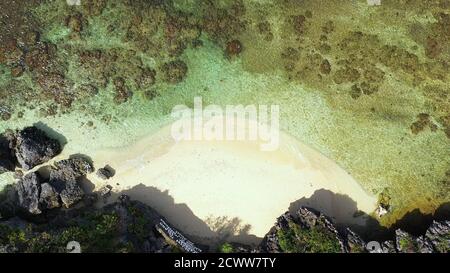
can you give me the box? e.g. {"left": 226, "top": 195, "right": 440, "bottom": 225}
{"left": 83, "top": 117, "right": 377, "bottom": 244}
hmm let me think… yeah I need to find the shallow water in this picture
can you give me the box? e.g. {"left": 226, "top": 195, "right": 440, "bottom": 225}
{"left": 0, "top": 0, "right": 449, "bottom": 231}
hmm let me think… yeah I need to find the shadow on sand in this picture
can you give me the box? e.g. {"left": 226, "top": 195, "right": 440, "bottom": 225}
{"left": 106, "top": 184, "right": 448, "bottom": 248}
{"left": 289, "top": 189, "right": 450, "bottom": 242}
{"left": 108, "top": 183, "right": 261, "bottom": 249}
{"left": 33, "top": 121, "right": 68, "bottom": 148}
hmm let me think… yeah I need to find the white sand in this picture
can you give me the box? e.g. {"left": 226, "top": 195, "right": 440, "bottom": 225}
{"left": 83, "top": 116, "right": 377, "bottom": 245}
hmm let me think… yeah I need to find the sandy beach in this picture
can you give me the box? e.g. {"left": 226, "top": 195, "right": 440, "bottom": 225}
{"left": 82, "top": 116, "right": 377, "bottom": 245}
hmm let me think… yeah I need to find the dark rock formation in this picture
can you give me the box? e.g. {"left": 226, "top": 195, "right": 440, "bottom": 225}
{"left": 260, "top": 207, "right": 449, "bottom": 253}
{"left": 0, "top": 194, "right": 202, "bottom": 253}
{"left": 96, "top": 166, "right": 114, "bottom": 180}
{"left": 49, "top": 157, "right": 93, "bottom": 208}
{"left": 381, "top": 240, "right": 397, "bottom": 253}
{"left": 53, "top": 157, "right": 94, "bottom": 177}
{"left": 38, "top": 183, "right": 60, "bottom": 210}
{"left": 8, "top": 155, "right": 94, "bottom": 215}
{"left": 395, "top": 229, "right": 433, "bottom": 253}
{"left": 260, "top": 208, "right": 347, "bottom": 253}
{"left": 16, "top": 172, "right": 42, "bottom": 215}
{"left": 343, "top": 228, "right": 366, "bottom": 253}
{"left": 162, "top": 60, "right": 188, "bottom": 84}
{"left": 0, "top": 131, "right": 16, "bottom": 174}
{"left": 14, "top": 127, "right": 61, "bottom": 170}
{"left": 59, "top": 180, "right": 84, "bottom": 208}
{"left": 425, "top": 220, "right": 450, "bottom": 253}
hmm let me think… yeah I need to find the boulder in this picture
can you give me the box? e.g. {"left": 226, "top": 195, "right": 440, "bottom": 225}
{"left": 39, "top": 183, "right": 60, "bottom": 210}
{"left": 53, "top": 157, "right": 93, "bottom": 177}
{"left": 96, "top": 166, "right": 114, "bottom": 180}
{"left": 59, "top": 180, "right": 84, "bottom": 208}
{"left": 16, "top": 172, "right": 42, "bottom": 214}
{"left": 14, "top": 127, "right": 61, "bottom": 170}
{"left": 49, "top": 157, "right": 93, "bottom": 208}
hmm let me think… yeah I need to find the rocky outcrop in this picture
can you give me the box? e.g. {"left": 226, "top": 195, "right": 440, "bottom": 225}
{"left": 425, "top": 221, "right": 450, "bottom": 253}
{"left": 49, "top": 157, "right": 93, "bottom": 208}
{"left": 14, "top": 156, "right": 93, "bottom": 214}
{"left": 260, "top": 208, "right": 347, "bottom": 253}
{"left": 38, "top": 183, "right": 59, "bottom": 210}
{"left": 260, "top": 207, "right": 450, "bottom": 253}
{"left": 96, "top": 165, "right": 114, "bottom": 180}
{"left": 0, "top": 126, "right": 61, "bottom": 173}
{"left": 14, "top": 127, "right": 61, "bottom": 170}
{"left": 16, "top": 172, "right": 42, "bottom": 215}
{"left": 0, "top": 194, "right": 202, "bottom": 253}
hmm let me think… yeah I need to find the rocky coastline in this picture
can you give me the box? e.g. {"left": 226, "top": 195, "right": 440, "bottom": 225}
{"left": 0, "top": 126, "right": 448, "bottom": 253}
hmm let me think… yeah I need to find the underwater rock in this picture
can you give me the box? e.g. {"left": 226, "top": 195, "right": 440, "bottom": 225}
{"left": 136, "top": 68, "right": 156, "bottom": 88}
{"left": 10, "top": 65, "right": 24, "bottom": 77}
{"left": 16, "top": 172, "right": 42, "bottom": 215}
{"left": 225, "top": 39, "right": 243, "bottom": 57}
{"left": 14, "top": 126, "right": 62, "bottom": 170}
{"left": 162, "top": 60, "right": 188, "bottom": 84}
{"left": 113, "top": 77, "right": 132, "bottom": 104}
{"left": 65, "top": 12, "right": 83, "bottom": 33}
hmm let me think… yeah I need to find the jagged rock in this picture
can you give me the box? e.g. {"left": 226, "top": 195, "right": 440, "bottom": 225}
{"left": 49, "top": 157, "right": 92, "bottom": 208}
{"left": 259, "top": 212, "right": 290, "bottom": 253}
{"left": 53, "top": 157, "right": 94, "bottom": 177}
{"left": 0, "top": 132, "right": 15, "bottom": 174}
{"left": 102, "top": 195, "right": 179, "bottom": 253}
{"left": 16, "top": 172, "right": 42, "bottom": 214}
{"left": 38, "top": 183, "right": 60, "bottom": 210}
{"left": 96, "top": 166, "right": 114, "bottom": 180}
{"left": 344, "top": 228, "right": 366, "bottom": 253}
{"left": 14, "top": 127, "right": 61, "bottom": 170}
{"left": 381, "top": 240, "right": 397, "bottom": 253}
{"left": 0, "top": 245, "right": 18, "bottom": 253}
{"left": 425, "top": 221, "right": 450, "bottom": 253}
{"left": 395, "top": 229, "right": 433, "bottom": 253}
{"left": 59, "top": 180, "right": 84, "bottom": 208}
{"left": 98, "top": 185, "right": 112, "bottom": 198}
{"left": 260, "top": 208, "right": 346, "bottom": 253}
